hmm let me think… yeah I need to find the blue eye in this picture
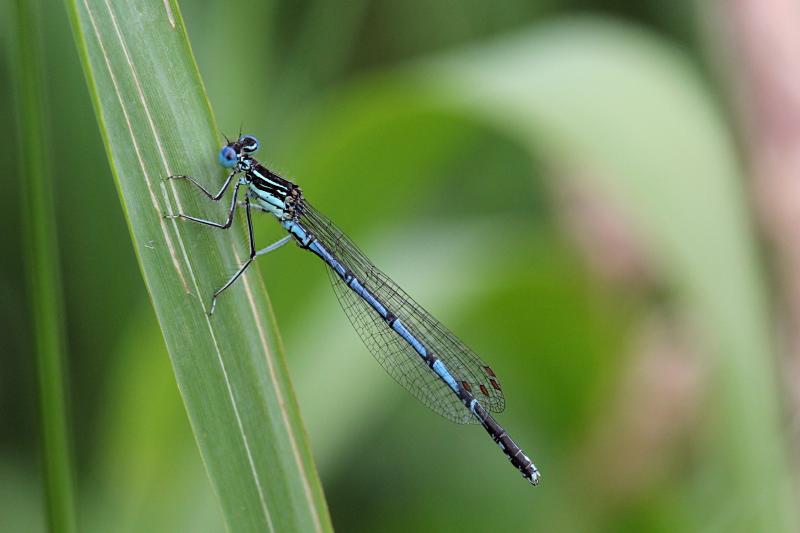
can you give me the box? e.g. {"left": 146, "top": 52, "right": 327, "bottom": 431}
{"left": 218, "top": 146, "right": 237, "bottom": 168}
{"left": 240, "top": 135, "right": 259, "bottom": 154}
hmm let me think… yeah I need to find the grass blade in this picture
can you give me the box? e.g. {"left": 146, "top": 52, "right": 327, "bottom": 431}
{"left": 11, "top": 0, "right": 78, "bottom": 530}
{"left": 62, "top": 0, "right": 331, "bottom": 530}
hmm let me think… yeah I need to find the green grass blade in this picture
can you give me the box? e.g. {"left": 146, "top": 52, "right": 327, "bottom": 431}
{"left": 11, "top": 0, "right": 78, "bottom": 530}
{"left": 62, "top": 1, "right": 331, "bottom": 530}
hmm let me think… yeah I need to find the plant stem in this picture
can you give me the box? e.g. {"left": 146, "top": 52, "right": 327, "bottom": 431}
{"left": 12, "top": 0, "right": 77, "bottom": 530}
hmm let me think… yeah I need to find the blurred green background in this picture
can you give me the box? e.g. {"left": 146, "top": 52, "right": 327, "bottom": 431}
{"left": 3, "top": 0, "right": 799, "bottom": 531}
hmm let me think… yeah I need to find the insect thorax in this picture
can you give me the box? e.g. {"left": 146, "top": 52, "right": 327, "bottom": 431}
{"left": 245, "top": 161, "right": 301, "bottom": 220}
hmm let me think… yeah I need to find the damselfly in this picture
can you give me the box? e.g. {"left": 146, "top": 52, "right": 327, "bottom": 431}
{"left": 166, "top": 134, "right": 541, "bottom": 485}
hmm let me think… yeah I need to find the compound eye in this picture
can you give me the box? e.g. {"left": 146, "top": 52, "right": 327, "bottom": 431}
{"left": 240, "top": 134, "right": 259, "bottom": 153}
{"left": 218, "top": 146, "right": 237, "bottom": 168}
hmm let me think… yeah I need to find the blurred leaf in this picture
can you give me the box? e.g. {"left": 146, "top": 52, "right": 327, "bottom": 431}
{"left": 10, "top": 0, "right": 77, "bottom": 530}
{"left": 424, "top": 17, "right": 797, "bottom": 531}
{"left": 63, "top": 0, "right": 330, "bottom": 530}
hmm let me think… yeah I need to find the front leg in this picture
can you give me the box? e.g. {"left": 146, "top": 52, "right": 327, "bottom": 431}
{"left": 167, "top": 169, "right": 237, "bottom": 201}
{"left": 208, "top": 196, "right": 257, "bottom": 315}
{"left": 165, "top": 181, "right": 242, "bottom": 229}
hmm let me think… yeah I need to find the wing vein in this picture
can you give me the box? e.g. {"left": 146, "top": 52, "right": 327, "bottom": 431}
{"left": 299, "top": 201, "right": 505, "bottom": 424}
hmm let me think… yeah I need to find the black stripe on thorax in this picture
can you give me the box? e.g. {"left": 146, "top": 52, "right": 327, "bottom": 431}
{"left": 248, "top": 163, "right": 294, "bottom": 197}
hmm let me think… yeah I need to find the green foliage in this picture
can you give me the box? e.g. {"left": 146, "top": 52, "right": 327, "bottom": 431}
{"left": 10, "top": 0, "right": 77, "bottom": 530}
{"left": 1, "top": 1, "right": 797, "bottom": 532}
{"left": 426, "top": 19, "right": 796, "bottom": 531}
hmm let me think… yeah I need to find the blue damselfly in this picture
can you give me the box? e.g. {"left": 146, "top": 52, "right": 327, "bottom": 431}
{"left": 166, "top": 134, "right": 540, "bottom": 485}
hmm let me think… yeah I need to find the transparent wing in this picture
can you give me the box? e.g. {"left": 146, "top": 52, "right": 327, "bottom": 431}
{"left": 300, "top": 203, "right": 505, "bottom": 424}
